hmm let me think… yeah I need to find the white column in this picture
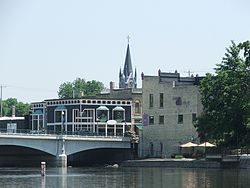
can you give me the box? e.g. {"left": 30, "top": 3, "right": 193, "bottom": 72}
{"left": 114, "top": 124, "right": 116, "bottom": 136}
{"left": 105, "top": 123, "right": 107, "bottom": 136}
{"left": 122, "top": 123, "right": 125, "bottom": 136}
{"left": 57, "top": 137, "right": 67, "bottom": 167}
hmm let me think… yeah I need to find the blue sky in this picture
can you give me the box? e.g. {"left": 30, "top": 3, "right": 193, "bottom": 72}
{"left": 0, "top": 0, "right": 249, "bottom": 102}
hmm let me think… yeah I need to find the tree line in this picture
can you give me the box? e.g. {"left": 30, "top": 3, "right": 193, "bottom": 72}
{"left": 0, "top": 98, "right": 30, "bottom": 117}
{"left": 195, "top": 41, "right": 250, "bottom": 147}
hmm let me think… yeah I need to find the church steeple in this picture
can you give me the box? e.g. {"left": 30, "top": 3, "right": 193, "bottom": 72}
{"left": 119, "top": 36, "right": 137, "bottom": 89}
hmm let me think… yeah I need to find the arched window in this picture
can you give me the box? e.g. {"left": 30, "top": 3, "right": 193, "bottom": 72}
{"left": 96, "top": 106, "right": 109, "bottom": 122}
{"left": 135, "top": 100, "right": 141, "bottom": 114}
{"left": 113, "top": 106, "right": 125, "bottom": 123}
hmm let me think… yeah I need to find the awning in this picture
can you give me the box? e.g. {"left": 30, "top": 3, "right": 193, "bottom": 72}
{"left": 113, "top": 106, "right": 125, "bottom": 111}
{"left": 180, "top": 142, "right": 198, "bottom": 148}
{"left": 198, "top": 142, "right": 216, "bottom": 147}
{"left": 135, "top": 123, "right": 143, "bottom": 130}
{"left": 97, "top": 106, "right": 109, "bottom": 111}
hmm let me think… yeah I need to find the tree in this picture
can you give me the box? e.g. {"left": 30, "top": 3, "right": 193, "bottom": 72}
{"left": 195, "top": 41, "right": 250, "bottom": 147}
{"left": 2, "top": 98, "right": 31, "bottom": 117}
{"left": 58, "top": 78, "right": 104, "bottom": 99}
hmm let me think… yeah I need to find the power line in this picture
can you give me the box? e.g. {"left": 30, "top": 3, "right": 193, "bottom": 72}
{"left": 7, "top": 85, "right": 57, "bottom": 93}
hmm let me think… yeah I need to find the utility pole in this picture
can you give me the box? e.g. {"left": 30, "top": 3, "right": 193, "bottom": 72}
{"left": 0, "top": 85, "right": 7, "bottom": 117}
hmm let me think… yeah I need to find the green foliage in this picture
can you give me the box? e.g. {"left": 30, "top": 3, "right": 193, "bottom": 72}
{"left": 195, "top": 41, "right": 250, "bottom": 147}
{"left": 58, "top": 78, "right": 104, "bottom": 99}
{"left": 1, "top": 98, "right": 31, "bottom": 117}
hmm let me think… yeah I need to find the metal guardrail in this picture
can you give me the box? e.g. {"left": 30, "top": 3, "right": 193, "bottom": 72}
{"left": 0, "top": 129, "right": 130, "bottom": 138}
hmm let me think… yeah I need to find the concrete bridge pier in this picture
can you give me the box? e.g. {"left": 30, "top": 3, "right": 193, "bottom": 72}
{"left": 56, "top": 137, "right": 67, "bottom": 167}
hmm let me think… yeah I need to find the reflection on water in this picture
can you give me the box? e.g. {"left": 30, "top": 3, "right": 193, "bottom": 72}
{"left": 0, "top": 167, "right": 250, "bottom": 188}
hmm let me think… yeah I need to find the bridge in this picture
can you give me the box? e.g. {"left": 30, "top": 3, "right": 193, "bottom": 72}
{"left": 0, "top": 132, "right": 131, "bottom": 167}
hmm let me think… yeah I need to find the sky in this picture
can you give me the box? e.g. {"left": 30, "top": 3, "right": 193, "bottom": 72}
{"left": 0, "top": 0, "right": 250, "bottom": 103}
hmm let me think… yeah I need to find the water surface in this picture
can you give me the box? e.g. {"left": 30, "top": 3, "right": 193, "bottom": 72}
{"left": 0, "top": 167, "right": 249, "bottom": 188}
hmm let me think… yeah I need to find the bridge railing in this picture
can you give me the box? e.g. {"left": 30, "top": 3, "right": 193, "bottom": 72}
{"left": 0, "top": 129, "right": 130, "bottom": 138}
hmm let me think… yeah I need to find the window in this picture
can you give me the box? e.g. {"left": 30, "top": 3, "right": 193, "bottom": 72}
{"left": 55, "top": 110, "right": 66, "bottom": 123}
{"left": 150, "top": 142, "right": 154, "bottom": 157}
{"left": 55, "top": 111, "right": 62, "bottom": 122}
{"left": 113, "top": 106, "right": 125, "bottom": 123}
{"left": 97, "top": 106, "right": 109, "bottom": 122}
{"left": 39, "top": 115, "right": 43, "bottom": 129}
{"left": 113, "top": 111, "right": 124, "bottom": 122}
{"left": 149, "top": 115, "right": 154, "bottom": 125}
{"left": 135, "top": 100, "right": 141, "bottom": 114}
{"left": 192, "top": 113, "right": 197, "bottom": 123}
{"left": 160, "top": 93, "right": 164, "bottom": 108}
{"left": 149, "top": 94, "right": 154, "bottom": 108}
{"left": 160, "top": 142, "right": 163, "bottom": 157}
{"left": 32, "top": 113, "right": 44, "bottom": 131}
{"left": 32, "top": 115, "right": 38, "bottom": 130}
{"left": 178, "top": 114, "right": 183, "bottom": 124}
{"left": 159, "top": 115, "right": 164, "bottom": 124}
{"left": 73, "top": 109, "right": 79, "bottom": 123}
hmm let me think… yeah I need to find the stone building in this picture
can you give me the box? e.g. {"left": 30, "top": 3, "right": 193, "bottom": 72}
{"left": 139, "top": 70, "right": 203, "bottom": 158}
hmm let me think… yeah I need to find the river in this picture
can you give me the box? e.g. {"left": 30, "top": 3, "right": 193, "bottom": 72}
{"left": 0, "top": 167, "right": 250, "bottom": 188}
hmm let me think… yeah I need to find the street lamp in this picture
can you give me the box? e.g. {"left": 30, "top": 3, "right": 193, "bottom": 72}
{"left": 61, "top": 111, "right": 65, "bottom": 135}
{"left": 96, "top": 118, "right": 100, "bottom": 135}
{"left": 122, "top": 120, "right": 127, "bottom": 136}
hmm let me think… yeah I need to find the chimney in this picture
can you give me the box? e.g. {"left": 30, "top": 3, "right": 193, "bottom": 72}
{"left": 110, "top": 81, "right": 115, "bottom": 91}
{"left": 12, "top": 105, "right": 15, "bottom": 117}
{"left": 80, "top": 91, "right": 84, "bottom": 97}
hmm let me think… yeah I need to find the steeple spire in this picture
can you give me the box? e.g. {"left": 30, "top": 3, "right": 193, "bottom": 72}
{"left": 119, "top": 36, "right": 137, "bottom": 89}
{"left": 123, "top": 43, "right": 133, "bottom": 80}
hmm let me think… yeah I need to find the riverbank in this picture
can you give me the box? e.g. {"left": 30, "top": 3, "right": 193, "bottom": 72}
{"left": 120, "top": 156, "right": 250, "bottom": 169}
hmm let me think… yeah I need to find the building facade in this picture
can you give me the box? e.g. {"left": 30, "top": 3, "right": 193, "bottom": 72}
{"left": 31, "top": 97, "right": 133, "bottom": 136}
{"left": 139, "top": 70, "right": 203, "bottom": 158}
{"left": 100, "top": 82, "right": 142, "bottom": 125}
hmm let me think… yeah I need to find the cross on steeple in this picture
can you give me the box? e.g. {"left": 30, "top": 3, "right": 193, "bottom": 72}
{"left": 127, "top": 35, "right": 130, "bottom": 44}
{"left": 184, "top": 70, "right": 194, "bottom": 77}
